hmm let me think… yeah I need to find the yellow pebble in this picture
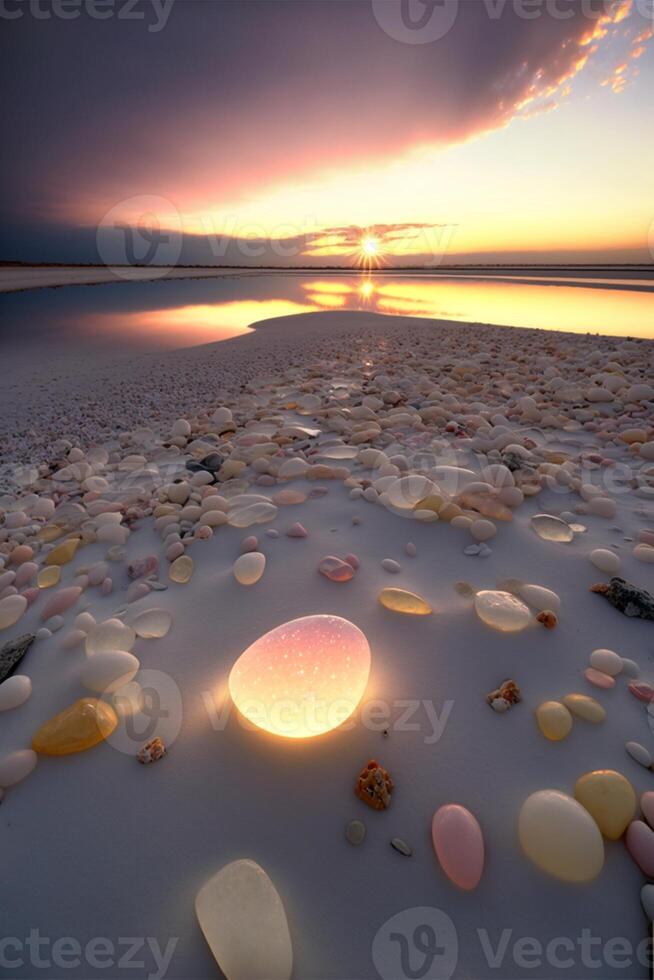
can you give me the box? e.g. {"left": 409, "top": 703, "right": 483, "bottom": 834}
{"left": 169, "top": 555, "right": 194, "bottom": 584}
{"left": 36, "top": 524, "right": 65, "bottom": 544}
{"left": 37, "top": 566, "right": 61, "bottom": 589}
{"left": 378, "top": 588, "right": 432, "bottom": 616}
{"left": 574, "top": 770, "right": 636, "bottom": 840}
{"left": 562, "top": 694, "right": 606, "bottom": 724}
{"left": 32, "top": 698, "right": 117, "bottom": 755}
{"left": 536, "top": 701, "right": 573, "bottom": 741}
{"left": 45, "top": 537, "right": 81, "bottom": 566}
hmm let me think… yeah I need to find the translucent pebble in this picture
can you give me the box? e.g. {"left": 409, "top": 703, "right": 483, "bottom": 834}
{"left": 272, "top": 489, "right": 307, "bottom": 506}
{"left": 61, "top": 629, "right": 86, "bottom": 650}
{"left": 228, "top": 502, "right": 277, "bottom": 528}
{"left": 474, "top": 591, "right": 530, "bottom": 632}
{"left": 45, "top": 537, "right": 82, "bottom": 566}
{"left": 562, "top": 694, "right": 606, "bottom": 724}
{"left": 378, "top": 588, "right": 432, "bottom": 615}
{"left": 233, "top": 553, "right": 266, "bottom": 586}
{"left": 574, "top": 770, "right": 636, "bottom": 840}
{"left": 319, "top": 556, "right": 355, "bottom": 582}
{"left": 536, "top": 701, "right": 573, "bottom": 741}
{"left": 32, "top": 697, "right": 117, "bottom": 755}
{"left": 518, "top": 790, "right": 604, "bottom": 883}
{"left": 133, "top": 608, "right": 173, "bottom": 639}
{"left": 80, "top": 650, "right": 140, "bottom": 693}
{"left": 169, "top": 555, "right": 194, "bottom": 584}
{"left": 74, "top": 612, "right": 96, "bottom": 633}
{"left": 530, "top": 515, "right": 574, "bottom": 543}
{"left": 386, "top": 475, "right": 437, "bottom": 510}
{"left": 112, "top": 680, "right": 143, "bottom": 717}
{"left": 85, "top": 618, "right": 136, "bottom": 656}
{"left": 635, "top": 544, "right": 654, "bottom": 563}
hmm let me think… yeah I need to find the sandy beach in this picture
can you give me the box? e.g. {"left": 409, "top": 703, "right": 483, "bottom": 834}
{"left": 1, "top": 309, "right": 654, "bottom": 978}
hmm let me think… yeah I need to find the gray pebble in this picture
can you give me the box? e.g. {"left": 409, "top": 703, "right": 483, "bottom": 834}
{"left": 345, "top": 819, "right": 366, "bottom": 846}
{"left": 391, "top": 838, "right": 413, "bottom": 856}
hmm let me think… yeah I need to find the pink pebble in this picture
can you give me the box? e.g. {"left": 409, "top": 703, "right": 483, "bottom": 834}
{"left": 166, "top": 542, "right": 185, "bottom": 561}
{"left": 629, "top": 681, "right": 654, "bottom": 703}
{"left": 343, "top": 553, "right": 360, "bottom": 570}
{"left": 127, "top": 581, "right": 151, "bottom": 603}
{"left": 287, "top": 523, "right": 308, "bottom": 538}
{"left": 21, "top": 587, "right": 39, "bottom": 607}
{"left": 585, "top": 667, "right": 615, "bottom": 690}
{"left": 318, "top": 556, "right": 355, "bottom": 582}
{"left": 10, "top": 545, "right": 34, "bottom": 566}
{"left": 0, "top": 586, "right": 18, "bottom": 600}
{"left": 256, "top": 475, "right": 276, "bottom": 486}
{"left": 241, "top": 536, "right": 259, "bottom": 553}
{"left": 641, "top": 791, "right": 654, "bottom": 830}
{"left": 14, "top": 562, "right": 38, "bottom": 588}
{"left": 432, "top": 804, "right": 484, "bottom": 891}
{"left": 195, "top": 525, "right": 213, "bottom": 540}
{"left": 406, "top": 542, "right": 417, "bottom": 557}
{"left": 309, "top": 487, "right": 329, "bottom": 498}
{"left": 626, "top": 820, "right": 654, "bottom": 876}
{"left": 40, "top": 586, "right": 83, "bottom": 622}
{"left": 100, "top": 577, "right": 113, "bottom": 595}
{"left": 128, "top": 555, "right": 158, "bottom": 580}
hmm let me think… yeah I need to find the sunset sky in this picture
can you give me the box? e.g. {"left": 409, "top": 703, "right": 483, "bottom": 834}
{"left": 1, "top": 0, "right": 653, "bottom": 265}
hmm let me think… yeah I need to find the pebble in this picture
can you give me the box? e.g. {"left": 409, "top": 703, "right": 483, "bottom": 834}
{"left": 390, "top": 838, "right": 413, "bottom": 857}
{"left": 240, "top": 535, "right": 259, "bottom": 553}
{"left": 473, "top": 591, "right": 531, "bottom": 632}
{"left": 0, "top": 748, "right": 38, "bottom": 788}
{"left": 45, "top": 537, "right": 81, "bottom": 566}
{"left": 626, "top": 821, "right": 654, "bottom": 876}
{"left": 381, "top": 559, "right": 401, "bottom": 574}
{"left": 378, "top": 588, "right": 432, "bottom": 615}
{"left": 530, "top": 515, "right": 574, "bottom": 543}
{"left": 574, "top": 770, "right": 636, "bottom": 839}
{"left": 517, "top": 584, "right": 561, "bottom": 613}
{"left": 345, "top": 819, "right": 366, "bottom": 846}
{"left": 319, "top": 556, "right": 355, "bottom": 582}
{"left": 471, "top": 519, "right": 496, "bottom": 542}
{"left": 589, "top": 548, "right": 621, "bottom": 574}
{"left": 85, "top": 618, "right": 136, "bottom": 656}
{"left": 37, "top": 566, "right": 60, "bottom": 589}
{"left": 589, "top": 648, "right": 623, "bottom": 676}
{"left": 635, "top": 543, "right": 654, "bottom": 563}
{"left": 41, "top": 586, "right": 83, "bottom": 622}
{"left": 405, "top": 542, "right": 417, "bottom": 557}
{"left": 562, "top": 694, "right": 605, "bottom": 723}
{"left": 32, "top": 697, "right": 118, "bottom": 755}
{"left": 233, "top": 552, "right": 266, "bottom": 586}
{"left": 518, "top": 789, "right": 604, "bottom": 882}
{"left": 0, "top": 594, "right": 27, "bottom": 631}
{"left": 431, "top": 804, "right": 484, "bottom": 890}
{"left": 584, "top": 667, "right": 615, "bottom": 689}
{"left": 641, "top": 791, "right": 654, "bottom": 829}
{"left": 132, "top": 608, "right": 173, "bottom": 639}
{"left": 626, "top": 741, "right": 652, "bottom": 769}
{"left": 536, "top": 701, "right": 573, "bottom": 741}
{"left": 0, "top": 675, "right": 32, "bottom": 712}
{"left": 169, "top": 555, "right": 194, "bottom": 584}
{"left": 266, "top": 528, "right": 280, "bottom": 539}
{"left": 80, "top": 650, "right": 140, "bottom": 693}
{"left": 628, "top": 681, "right": 654, "bottom": 703}
{"left": 621, "top": 657, "right": 640, "bottom": 677}
{"left": 641, "top": 884, "right": 654, "bottom": 921}
{"left": 286, "top": 522, "right": 308, "bottom": 538}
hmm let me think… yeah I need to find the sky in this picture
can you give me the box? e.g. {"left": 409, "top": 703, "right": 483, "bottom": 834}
{"left": 1, "top": 0, "right": 653, "bottom": 266}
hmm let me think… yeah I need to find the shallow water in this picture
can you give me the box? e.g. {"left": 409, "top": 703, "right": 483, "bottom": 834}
{"left": 0, "top": 271, "right": 652, "bottom": 361}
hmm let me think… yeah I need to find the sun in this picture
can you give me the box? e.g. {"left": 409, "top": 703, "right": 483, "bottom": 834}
{"left": 354, "top": 232, "right": 385, "bottom": 271}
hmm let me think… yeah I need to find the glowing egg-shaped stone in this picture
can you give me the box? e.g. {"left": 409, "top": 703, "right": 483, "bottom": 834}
{"left": 474, "top": 590, "right": 530, "bottom": 632}
{"left": 518, "top": 789, "right": 604, "bottom": 883}
{"left": 228, "top": 615, "right": 371, "bottom": 738}
{"left": 196, "top": 859, "right": 292, "bottom": 980}
{"left": 574, "top": 770, "right": 636, "bottom": 840}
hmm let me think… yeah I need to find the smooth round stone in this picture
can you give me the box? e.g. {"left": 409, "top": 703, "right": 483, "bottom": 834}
{"left": 574, "top": 770, "right": 636, "bottom": 839}
{"left": 195, "top": 859, "right": 292, "bottom": 980}
{"left": 0, "top": 748, "right": 37, "bottom": 788}
{"left": 381, "top": 558, "right": 401, "bottom": 574}
{"left": 319, "top": 556, "right": 355, "bottom": 582}
{"left": 518, "top": 790, "right": 604, "bottom": 883}
{"left": 641, "top": 884, "right": 654, "bottom": 921}
{"left": 378, "top": 588, "right": 432, "bottom": 616}
{"left": 562, "top": 694, "right": 605, "bottom": 724}
{"left": 112, "top": 680, "right": 143, "bottom": 717}
{"left": 14, "top": 561, "right": 37, "bottom": 588}
{"left": 386, "top": 475, "right": 437, "bottom": 510}
{"left": 286, "top": 523, "right": 308, "bottom": 538}
{"left": 38, "top": 565, "right": 62, "bottom": 589}
{"left": 635, "top": 543, "right": 654, "bottom": 563}
{"left": 319, "top": 445, "right": 357, "bottom": 460}
{"left": 0, "top": 675, "right": 32, "bottom": 712}
{"left": 272, "top": 489, "right": 307, "bottom": 506}
{"left": 345, "top": 819, "right": 366, "bottom": 846}
{"left": 233, "top": 552, "right": 266, "bottom": 586}
{"left": 530, "top": 515, "right": 574, "bottom": 543}
{"left": 628, "top": 681, "right": 654, "bottom": 703}
{"left": 620, "top": 658, "right": 639, "bottom": 677}
{"left": 641, "top": 791, "right": 654, "bottom": 832}
{"left": 80, "top": 650, "right": 140, "bottom": 693}
{"left": 86, "top": 619, "right": 136, "bottom": 656}
{"left": 589, "top": 548, "right": 620, "bottom": 574}
{"left": 240, "top": 536, "right": 259, "bottom": 554}
{"left": 474, "top": 591, "right": 530, "bottom": 632}
{"left": 585, "top": 667, "right": 615, "bottom": 690}
{"left": 40, "top": 586, "right": 83, "bottom": 622}
{"left": 169, "top": 555, "right": 194, "bottom": 584}
{"left": 0, "top": 594, "right": 27, "bottom": 630}
{"left": 517, "top": 584, "right": 561, "bottom": 613}
{"left": 228, "top": 501, "right": 277, "bottom": 528}
{"left": 470, "top": 519, "right": 496, "bottom": 542}
{"left": 626, "top": 741, "right": 652, "bottom": 770}
{"left": 228, "top": 615, "right": 370, "bottom": 738}
{"left": 32, "top": 697, "right": 118, "bottom": 755}
{"left": 536, "top": 701, "right": 573, "bottom": 741}
{"left": 626, "top": 821, "right": 654, "bottom": 876}
{"left": 405, "top": 542, "right": 417, "bottom": 557}
{"left": 431, "top": 804, "right": 484, "bottom": 891}
{"left": 589, "top": 648, "right": 623, "bottom": 677}
{"left": 132, "top": 608, "right": 173, "bottom": 639}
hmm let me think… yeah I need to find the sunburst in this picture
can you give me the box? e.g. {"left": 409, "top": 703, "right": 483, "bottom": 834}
{"left": 354, "top": 233, "right": 385, "bottom": 271}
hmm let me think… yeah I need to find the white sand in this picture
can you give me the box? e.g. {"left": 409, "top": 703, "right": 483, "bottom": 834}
{"left": 1, "top": 311, "right": 654, "bottom": 979}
